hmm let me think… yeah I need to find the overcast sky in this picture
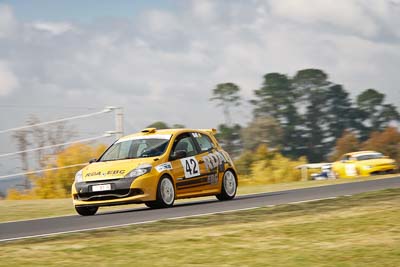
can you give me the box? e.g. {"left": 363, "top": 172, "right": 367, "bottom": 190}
{"left": 1, "top": 0, "right": 400, "bottom": 159}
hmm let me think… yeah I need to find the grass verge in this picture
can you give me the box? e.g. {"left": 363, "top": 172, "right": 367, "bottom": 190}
{"left": 0, "top": 173, "right": 398, "bottom": 223}
{"left": 2, "top": 188, "right": 400, "bottom": 266}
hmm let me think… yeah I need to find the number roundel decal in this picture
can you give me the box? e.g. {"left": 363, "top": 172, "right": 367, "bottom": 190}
{"left": 180, "top": 157, "right": 200, "bottom": 178}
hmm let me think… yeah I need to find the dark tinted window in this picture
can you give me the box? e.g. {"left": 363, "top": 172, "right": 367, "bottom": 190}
{"left": 356, "top": 153, "right": 383, "bottom": 161}
{"left": 171, "top": 134, "right": 198, "bottom": 158}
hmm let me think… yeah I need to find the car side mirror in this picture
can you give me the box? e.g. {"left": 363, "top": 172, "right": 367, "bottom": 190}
{"left": 170, "top": 150, "right": 187, "bottom": 160}
{"left": 89, "top": 158, "right": 97, "bottom": 164}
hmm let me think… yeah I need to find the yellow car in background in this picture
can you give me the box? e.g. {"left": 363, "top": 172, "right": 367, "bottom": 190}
{"left": 332, "top": 151, "right": 398, "bottom": 178}
{"left": 72, "top": 128, "right": 238, "bottom": 216}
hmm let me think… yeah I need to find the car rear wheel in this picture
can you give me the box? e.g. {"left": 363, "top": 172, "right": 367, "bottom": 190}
{"left": 75, "top": 206, "right": 98, "bottom": 216}
{"left": 146, "top": 175, "right": 175, "bottom": 209}
{"left": 216, "top": 170, "right": 237, "bottom": 201}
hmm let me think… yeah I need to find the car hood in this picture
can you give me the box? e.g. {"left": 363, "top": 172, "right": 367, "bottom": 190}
{"left": 81, "top": 158, "right": 154, "bottom": 182}
{"left": 358, "top": 158, "right": 395, "bottom": 166}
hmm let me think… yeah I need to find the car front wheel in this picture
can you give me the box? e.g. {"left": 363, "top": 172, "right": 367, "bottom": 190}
{"left": 75, "top": 206, "right": 98, "bottom": 216}
{"left": 146, "top": 175, "right": 175, "bottom": 209}
{"left": 216, "top": 170, "right": 237, "bottom": 201}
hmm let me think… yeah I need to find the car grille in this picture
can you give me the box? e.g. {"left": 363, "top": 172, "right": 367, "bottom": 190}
{"left": 76, "top": 189, "right": 143, "bottom": 201}
{"left": 75, "top": 177, "right": 143, "bottom": 201}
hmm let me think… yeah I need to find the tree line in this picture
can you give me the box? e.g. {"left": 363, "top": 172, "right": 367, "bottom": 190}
{"left": 211, "top": 68, "right": 399, "bottom": 163}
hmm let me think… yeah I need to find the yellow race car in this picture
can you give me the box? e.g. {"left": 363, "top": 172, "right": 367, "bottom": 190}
{"left": 72, "top": 128, "right": 238, "bottom": 216}
{"left": 332, "top": 151, "right": 397, "bottom": 178}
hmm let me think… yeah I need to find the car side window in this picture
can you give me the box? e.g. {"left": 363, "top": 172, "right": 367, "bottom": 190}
{"left": 192, "top": 132, "right": 214, "bottom": 152}
{"left": 171, "top": 134, "right": 199, "bottom": 158}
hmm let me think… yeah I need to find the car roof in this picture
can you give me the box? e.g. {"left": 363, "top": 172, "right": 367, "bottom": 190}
{"left": 117, "top": 128, "right": 217, "bottom": 142}
{"left": 345, "top": 150, "right": 379, "bottom": 156}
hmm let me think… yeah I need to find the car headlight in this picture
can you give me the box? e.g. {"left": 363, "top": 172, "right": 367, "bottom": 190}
{"left": 75, "top": 169, "right": 83, "bottom": 183}
{"left": 124, "top": 164, "right": 152, "bottom": 179}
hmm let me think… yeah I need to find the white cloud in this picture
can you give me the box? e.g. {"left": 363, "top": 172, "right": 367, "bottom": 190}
{"left": 0, "top": 4, "right": 17, "bottom": 38}
{"left": 32, "top": 21, "right": 75, "bottom": 35}
{"left": 143, "top": 10, "right": 182, "bottom": 33}
{"left": 0, "top": 62, "right": 19, "bottom": 96}
{"left": 191, "top": 0, "right": 217, "bottom": 21}
{"left": 269, "top": 0, "right": 379, "bottom": 37}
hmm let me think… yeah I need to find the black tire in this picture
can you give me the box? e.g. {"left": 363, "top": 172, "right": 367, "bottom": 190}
{"left": 75, "top": 206, "right": 98, "bottom": 216}
{"left": 144, "top": 201, "right": 159, "bottom": 209}
{"left": 216, "top": 169, "right": 237, "bottom": 201}
{"left": 146, "top": 175, "right": 175, "bottom": 209}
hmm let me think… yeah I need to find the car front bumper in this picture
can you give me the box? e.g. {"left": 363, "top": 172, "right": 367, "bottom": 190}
{"left": 72, "top": 175, "right": 157, "bottom": 207}
{"left": 361, "top": 164, "right": 397, "bottom": 176}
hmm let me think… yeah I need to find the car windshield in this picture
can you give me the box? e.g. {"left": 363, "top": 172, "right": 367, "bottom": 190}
{"left": 356, "top": 153, "right": 384, "bottom": 161}
{"left": 99, "top": 136, "right": 171, "bottom": 161}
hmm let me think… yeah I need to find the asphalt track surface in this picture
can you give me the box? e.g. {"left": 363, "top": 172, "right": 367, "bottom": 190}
{"left": 1, "top": 176, "right": 400, "bottom": 242}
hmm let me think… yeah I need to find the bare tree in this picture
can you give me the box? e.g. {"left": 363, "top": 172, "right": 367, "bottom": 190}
{"left": 12, "top": 115, "right": 76, "bottom": 175}
{"left": 47, "top": 122, "right": 76, "bottom": 154}
{"left": 27, "top": 116, "right": 46, "bottom": 169}
{"left": 12, "top": 129, "right": 31, "bottom": 189}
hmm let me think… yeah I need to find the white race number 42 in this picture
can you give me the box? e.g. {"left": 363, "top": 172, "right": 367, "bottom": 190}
{"left": 180, "top": 157, "right": 200, "bottom": 178}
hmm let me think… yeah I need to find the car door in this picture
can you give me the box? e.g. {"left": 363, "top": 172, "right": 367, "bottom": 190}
{"left": 335, "top": 154, "right": 357, "bottom": 178}
{"left": 343, "top": 156, "right": 358, "bottom": 177}
{"left": 169, "top": 133, "right": 214, "bottom": 196}
{"left": 191, "top": 132, "right": 220, "bottom": 189}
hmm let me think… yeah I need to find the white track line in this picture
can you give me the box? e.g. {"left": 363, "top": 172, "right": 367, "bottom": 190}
{"left": 289, "top": 197, "right": 338, "bottom": 204}
{"left": 0, "top": 206, "right": 259, "bottom": 242}
{"left": 0, "top": 196, "right": 339, "bottom": 243}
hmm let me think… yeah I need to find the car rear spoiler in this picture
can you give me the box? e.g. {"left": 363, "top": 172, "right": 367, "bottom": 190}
{"left": 200, "top": 128, "right": 217, "bottom": 135}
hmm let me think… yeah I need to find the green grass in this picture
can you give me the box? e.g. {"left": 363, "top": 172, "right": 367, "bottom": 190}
{"left": 0, "top": 173, "right": 398, "bottom": 223}
{"left": 2, "top": 188, "right": 400, "bottom": 266}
